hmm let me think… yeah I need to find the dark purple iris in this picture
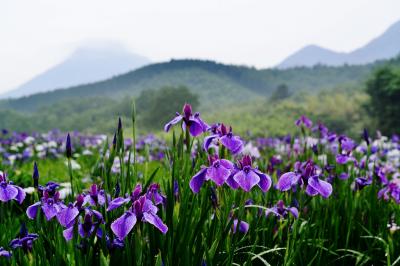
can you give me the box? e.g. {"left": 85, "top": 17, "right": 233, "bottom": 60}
{"left": 229, "top": 155, "right": 272, "bottom": 192}
{"left": 0, "top": 172, "right": 25, "bottom": 204}
{"left": 265, "top": 200, "right": 299, "bottom": 219}
{"left": 9, "top": 223, "right": 38, "bottom": 253}
{"left": 190, "top": 155, "right": 235, "bottom": 193}
{"left": 203, "top": 123, "right": 243, "bottom": 155}
{"left": 110, "top": 195, "right": 168, "bottom": 240}
{"left": 164, "top": 104, "right": 209, "bottom": 137}
{"left": 26, "top": 182, "right": 65, "bottom": 221}
{"left": 232, "top": 219, "right": 249, "bottom": 234}
{"left": 354, "top": 176, "right": 372, "bottom": 191}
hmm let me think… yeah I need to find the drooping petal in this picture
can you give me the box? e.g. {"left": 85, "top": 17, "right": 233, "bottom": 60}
{"left": 142, "top": 212, "right": 168, "bottom": 234}
{"left": 26, "top": 202, "right": 41, "bottom": 220}
{"left": 307, "top": 176, "right": 333, "bottom": 198}
{"left": 220, "top": 159, "right": 234, "bottom": 170}
{"left": 142, "top": 199, "right": 158, "bottom": 215}
{"left": 206, "top": 164, "right": 230, "bottom": 186}
{"left": 107, "top": 197, "right": 130, "bottom": 212}
{"left": 305, "top": 185, "right": 318, "bottom": 196}
{"left": 254, "top": 169, "right": 272, "bottom": 192}
{"left": 220, "top": 135, "right": 243, "bottom": 155}
{"left": 0, "top": 183, "right": 18, "bottom": 202}
{"left": 57, "top": 206, "right": 79, "bottom": 227}
{"left": 188, "top": 119, "right": 204, "bottom": 137}
{"left": 164, "top": 115, "right": 183, "bottom": 132}
{"left": 0, "top": 247, "right": 11, "bottom": 258}
{"left": 111, "top": 212, "right": 137, "bottom": 240}
{"left": 14, "top": 186, "right": 26, "bottom": 204}
{"left": 203, "top": 134, "right": 219, "bottom": 151}
{"left": 189, "top": 168, "right": 207, "bottom": 193}
{"left": 41, "top": 203, "right": 59, "bottom": 221}
{"left": 226, "top": 174, "right": 240, "bottom": 189}
{"left": 276, "top": 172, "right": 300, "bottom": 191}
{"left": 232, "top": 219, "right": 249, "bottom": 234}
{"left": 233, "top": 170, "right": 260, "bottom": 192}
{"left": 63, "top": 226, "right": 74, "bottom": 241}
{"left": 288, "top": 207, "right": 299, "bottom": 218}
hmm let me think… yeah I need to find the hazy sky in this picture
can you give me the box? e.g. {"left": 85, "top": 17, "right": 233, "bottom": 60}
{"left": 1, "top": 0, "right": 400, "bottom": 93}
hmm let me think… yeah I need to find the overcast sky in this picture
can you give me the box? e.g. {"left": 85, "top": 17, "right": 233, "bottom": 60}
{"left": 1, "top": 0, "right": 400, "bottom": 93}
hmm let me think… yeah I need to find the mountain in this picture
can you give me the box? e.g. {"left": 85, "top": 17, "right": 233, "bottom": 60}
{"left": 278, "top": 19, "right": 400, "bottom": 68}
{"left": 1, "top": 42, "right": 150, "bottom": 98}
{"left": 1, "top": 57, "right": 393, "bottom": 113}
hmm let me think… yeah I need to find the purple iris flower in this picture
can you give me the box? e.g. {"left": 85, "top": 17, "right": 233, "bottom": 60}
{"left": 312, "top": 122, "right": 329, "bottom": 137}
{"left": 305, "top": 175, "right": 333, "bottom": 198}
{"left": 84, "top": 184, "right": 106, "bottom": 206}
{"left": 56, "top": 195, "right": 85, "bottom": 241}
{"left": 354, "top": 176, "right": 372, "bottom": 191}
{"left": 232, "top": 219, "right": 249, "bottom": 234}
{"left": 189, "top": 155, "right": 235, "bottom": 193}
{"left": 77, "top": 209, "right": 104, "bottom": 239}
{"left": 378, "top": 178, "right": 400, "bottom": 204}
{"left": 110, "top": 195, "right": 168, "bottom": 240}
{"left": 230, "top": 155, "right": 272, "bottom": 192}
{"left": 203, "top": 123, "right": 243, "bottom": 155}
{"left": 106, "top": 235, "right": 124, "bottom": 251}
{"left": 0, "top": 247, "right": 11, "bottom": 258}
{"left": 164, "top": 104, "right": 209, "bottom": 137}
{"left": 0, "top": 172, "right": 25, "bottom": 204}
{"left": 107, "top": 184, "right": 165, "bottom": 212}
{"left": 26, "top": 182, "right": 65, "bottom": 221}
{"left": 295, "top": 115, "right": 312, "bottom": 128}
{"left": 277, "top": 160, "right": 332, "bottom": 198}
{"left": 9, "top": 223, "right": 38, "bottom": 253}
{"left": 146, "top": 183, "right": 166, "bottom": 206}
{"left": 265, "top": 200, "right": 299, "bottom": 219}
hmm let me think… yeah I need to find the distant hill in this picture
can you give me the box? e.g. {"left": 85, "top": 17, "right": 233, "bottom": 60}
{"left": 0, "top": 58, "right": 386, "bottom": 112}
{"left": 1, "top": 42, "right": 150, "bottom": 98}
{"left": 278, "top": 20, "right": 400, "bottom": 68}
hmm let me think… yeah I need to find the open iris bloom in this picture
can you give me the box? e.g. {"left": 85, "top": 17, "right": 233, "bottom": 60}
{"left": 107, "top": 183, "right": 166, "bottom": 212}
{"left": 0, "top": 172, "right": 25, "bottom": 204}
{"left": 0, "top": 247, "right": 11, "bottom": 258}
{"left": 26, "top": 182, "right": 65, "bottom": 221}
{"left": 9, "top": 223, "right": 38, "bottom": 253}
{"left": 189, "top": 155, "right": 235, "bottom": 193}
{"left": 164, "top": 104, "right": 209, "bottom": 137}
{"left": 84, "top": 184, "right": 106, "bottom": 206}
{"left": 378, "top": 178, "right": 400, "bottom": 204}
{"left": 265, "top": 200, "right": 299, "bottom": 219}
{"left": 277, "top": 160, "right": 332, "bottom": 198}
{"left": 203, "top": 123, "right": 243, "bottom": 155}
{"left": 295, "top": 115, "right": 312, "bottom": 129}
{"left": 229, "top": 155, "right": 272, "bottom": 192}
{"left": 110, "top": 195, "right": 168, "bottom": 240}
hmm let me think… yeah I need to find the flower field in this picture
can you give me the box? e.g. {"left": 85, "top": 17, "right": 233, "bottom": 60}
{"left": 1, "top": 103, "right": 400, "bottom": 265}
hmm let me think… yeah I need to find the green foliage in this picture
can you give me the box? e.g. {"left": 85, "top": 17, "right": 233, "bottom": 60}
{"left": 137, "top": 86, "right": 199, "bottom": 130}
{"left": 365, "top": 66, "right": 400, "bottom": 134}
{"left": 269, "top": 84, "right": 291, "bottom": 101}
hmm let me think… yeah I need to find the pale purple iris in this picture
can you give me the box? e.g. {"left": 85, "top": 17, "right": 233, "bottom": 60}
{"left": 295, "top": 115, "right": 312, "bottom": 128}
{"left": 203, "top": 123, "right": 243, "bottom": 155}
{"left": 378, "top": 178, "right": 400, "bottom": 204}
{"left": 229, "top": 155, "right": 272, "bottom": 192}
{"left": 265, "top": 200, "right": 299, "bottom": 219}
{"left": 277, "top": 161, "right": 332, "bottom": 198}
{"left": 110, "top": 195, "right": 168, "bottom": 240}
{"left": 305, "top": 175, "right": 333, "bottom": 198}
{"left": 190, "top": 155, "right": 235, "bottom": 193}
{"left": 146, "top": 183, "right": 166, "bottom": 206}
{"left": 56, "top": 194, "right": 85, "bottom": 241}
{"left": 0, "top": 247, "right": 11, "bottom": 258}
{"left": 0, "top": 172, "right": 25, "bottom": 204}
{"left": 26, "top": 182, "right": 65, "bottom": 221}
{"left": 9, "top": 223, "right": 38, "bottom": 253}
{"left": 164, "top": 104, "right": 209, "bottom": 137}
{"left": 84, "top": 184, "right": 106, "bottom": 206}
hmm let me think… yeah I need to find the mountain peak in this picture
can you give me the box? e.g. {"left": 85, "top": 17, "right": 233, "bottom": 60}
{"left": 278, "top": 19, "right": 400, "bottom": 69}
{"left": 1, "top": 41, "right": 150, "bottom": 99}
